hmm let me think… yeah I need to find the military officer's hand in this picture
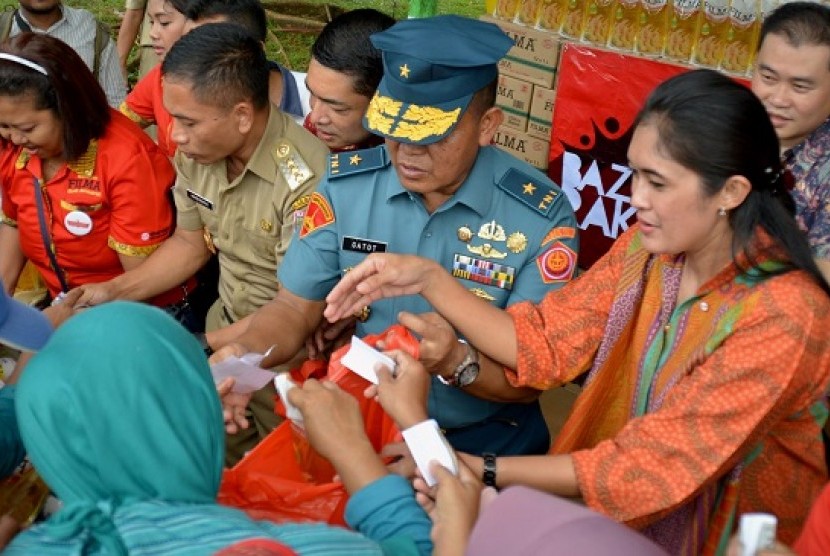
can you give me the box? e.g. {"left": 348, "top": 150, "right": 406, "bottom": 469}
{"left": 398, "top": 311, "right": 467, "bottom": 379}
{"left": 324, "top": 254, "right": 441, "bottom": 322}
{"left": 306, "top": 316, "right": 357, "bottom": 360}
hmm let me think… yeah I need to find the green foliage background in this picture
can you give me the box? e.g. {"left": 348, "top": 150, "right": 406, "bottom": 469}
{"left": 0, "top": 0, "right": 486, "bottom": 77}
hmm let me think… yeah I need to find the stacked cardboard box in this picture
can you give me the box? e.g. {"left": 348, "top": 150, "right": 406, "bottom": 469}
{"left": 483, "top": 15, "right": 560, "bottom": 172}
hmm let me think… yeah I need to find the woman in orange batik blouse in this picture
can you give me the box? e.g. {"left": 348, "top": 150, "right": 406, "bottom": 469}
{"left": 324, "top": 70, "right": 830, "bottom": 555}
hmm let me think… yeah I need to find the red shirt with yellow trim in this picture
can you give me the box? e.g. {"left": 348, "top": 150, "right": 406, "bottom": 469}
{"left": 120, "top": 65, "right": 175, "bottom": 157}
{"left": 0, "top": 109, "right": 175, "bottom": 296}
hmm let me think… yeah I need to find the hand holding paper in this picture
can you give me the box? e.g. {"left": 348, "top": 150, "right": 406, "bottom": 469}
{"left": 340, "top": 335, "right": 396, "bottom": 384}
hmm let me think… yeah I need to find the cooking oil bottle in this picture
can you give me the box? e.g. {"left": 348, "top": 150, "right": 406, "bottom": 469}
{"left": 637, "top": 0, "right": 671, "bottom": 55}
{"left": 693, "top": 0, "right": 730, "bottom": 67}
{"left": 665, "top": 0, "right": 703, "bottom": 62}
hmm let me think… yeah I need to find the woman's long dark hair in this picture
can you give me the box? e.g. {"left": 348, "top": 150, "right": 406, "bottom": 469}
{"left": 0, "top": 33, "right": 110, "bottom": 161}
{"left": 635, "top": 69, "right": 830, "bottom": 296}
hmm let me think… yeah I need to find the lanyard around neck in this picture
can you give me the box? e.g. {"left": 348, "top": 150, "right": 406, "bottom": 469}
{"left": 31, "top": 177, "right": 70, "bottom": 293}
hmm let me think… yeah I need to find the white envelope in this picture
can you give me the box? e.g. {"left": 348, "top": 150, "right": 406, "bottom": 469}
{"left": 340, "top": 335, "right": 396, "bottom": 384}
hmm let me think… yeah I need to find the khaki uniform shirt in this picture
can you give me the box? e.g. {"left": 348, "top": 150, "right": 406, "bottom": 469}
{"left": 173, "top": 107, "right": 328, "bottom": 320}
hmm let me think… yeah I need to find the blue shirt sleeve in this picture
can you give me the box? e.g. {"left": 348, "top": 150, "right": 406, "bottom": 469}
{"left": 0, "top": 385, "right": 26, "bottom": 479}
{"left": 279, "top": 184, "right": 343, "bottom": 301}
{"left": 345, "top": 474, "right": 433, "bottom": 556}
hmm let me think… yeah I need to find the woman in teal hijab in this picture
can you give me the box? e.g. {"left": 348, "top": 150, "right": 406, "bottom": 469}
{"left": 4, "top": 302, "right": 431, "bottom": 555}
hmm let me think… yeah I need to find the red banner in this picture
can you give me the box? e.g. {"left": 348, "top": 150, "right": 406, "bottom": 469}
{"left": 548, "top": 45, "right": 687, "bottom": 268}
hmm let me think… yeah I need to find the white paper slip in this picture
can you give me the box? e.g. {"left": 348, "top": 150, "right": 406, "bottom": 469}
{"left": 210, "top": 350, "right": 276, "bottom": 394}
{"left": 739, "top": 513, "right": 777, "bottom": 556}
{"left": 340, "top": 335, "right": 396, "bottom": 384}
{"left": 274, "top": 373, "right": 303, "bottom": 427}
{"left": 402, "top": 419, "right": 458, "bottom": 487}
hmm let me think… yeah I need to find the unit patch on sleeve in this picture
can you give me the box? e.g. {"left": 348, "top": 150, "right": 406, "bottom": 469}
{"left": 451, "top": 254, "right": 515, "bottom": 291}
{"left": 299, "top": 192, "right": 335, "bottom": 238}
{"left": 537, "top": 241, "right": 577, "bottom": 283}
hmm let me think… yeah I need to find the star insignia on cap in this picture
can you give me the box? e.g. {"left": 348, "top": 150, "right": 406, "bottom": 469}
{"left": 350, "top": 154, "right": 362, "bottom": 165}
{"left": 522, "top": 182, "right": 536, "bottom": 195}
{"left": 399, "top": 63, "right": 410, "bottom": 78}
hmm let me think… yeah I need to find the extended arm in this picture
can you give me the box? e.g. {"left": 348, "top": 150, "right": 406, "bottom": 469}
{"left": 116, "top": 8, "right": 144, "bottom": 74}
{"left": 222, "top": 288, "right": 325, "bottom": 367}
{"left": 76, "top": 227, "right": 210, "bottom": 305}
{"left": 326, "top": 255, "right": 519, "bottom": 369}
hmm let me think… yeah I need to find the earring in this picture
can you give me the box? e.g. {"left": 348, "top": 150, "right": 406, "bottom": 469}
{"left": 718, "top": 207, "right": 727, "bottom": 217}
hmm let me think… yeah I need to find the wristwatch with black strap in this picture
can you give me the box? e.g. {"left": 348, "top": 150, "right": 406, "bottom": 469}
{"left": 438, "top": 339, "right": 480, "bottom": 388}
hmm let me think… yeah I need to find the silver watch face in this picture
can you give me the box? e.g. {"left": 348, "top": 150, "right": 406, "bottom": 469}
{"left": 457, "top": 362, "right": 480, "bottom": 387}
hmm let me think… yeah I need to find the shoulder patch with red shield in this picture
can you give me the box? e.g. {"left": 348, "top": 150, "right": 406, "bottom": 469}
{"left": 537, "top": 241, "right": 577, "bottom": 283}
{"left": 299, "top": 192, "right": 335, "bottom": 238}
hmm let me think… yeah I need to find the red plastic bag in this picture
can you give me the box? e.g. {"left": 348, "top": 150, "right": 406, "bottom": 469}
{"left": 217, "top": 325, "right": 418, "bottom": 525}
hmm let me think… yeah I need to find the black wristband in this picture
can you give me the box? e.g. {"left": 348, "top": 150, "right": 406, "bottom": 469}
{"left": 196, "top": 333, "right": 214, "bottom": 358}
{"left": 482, "top": 452, "right": 497, "bottom": 488}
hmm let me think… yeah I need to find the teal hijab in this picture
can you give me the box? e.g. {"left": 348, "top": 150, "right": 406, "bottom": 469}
{"left": 15, "top": 302, "right": 224, "bottom": 555}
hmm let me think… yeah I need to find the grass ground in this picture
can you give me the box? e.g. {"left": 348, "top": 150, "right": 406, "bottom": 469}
{"left": 1, "top": 0, "right": 487, "bottom": 75}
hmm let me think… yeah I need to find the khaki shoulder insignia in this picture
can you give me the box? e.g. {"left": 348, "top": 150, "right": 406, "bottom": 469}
{"left": 329, "top": 146, "right": 389, "bottom": 179}
{"left": 275, "top": 141, "right": 315, "bottom": 191}
{"left": 497, "top": 168, "right": 560, "bottom": 218}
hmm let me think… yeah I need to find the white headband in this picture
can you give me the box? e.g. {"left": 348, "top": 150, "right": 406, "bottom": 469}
{"left": 0, "top": 53, "right": 48, "bottom": 76}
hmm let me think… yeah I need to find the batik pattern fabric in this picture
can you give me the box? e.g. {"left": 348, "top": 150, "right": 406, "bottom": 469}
{"left": 506, "top": 225, "right": 830, "bottom": 555}
{"left": 786, "top": 117, "right": 830, "bottom": 260}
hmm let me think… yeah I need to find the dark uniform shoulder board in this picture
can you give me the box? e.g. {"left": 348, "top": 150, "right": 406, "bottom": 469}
{"left": 497, "top": 168, "right": 560, "bottom": 218}
{"left": 328, "top": 146, "right": 389, "bottom": 179}
{"left": 275, "top": 141, "right": 315, "bottom": 192}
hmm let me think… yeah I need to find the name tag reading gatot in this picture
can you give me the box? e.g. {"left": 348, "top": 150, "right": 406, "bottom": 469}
{"left": 342, "top": 236, "right": 387, "bottom": 254}
{"left": 186, "top": 189, "right": 214, "bottom": 210}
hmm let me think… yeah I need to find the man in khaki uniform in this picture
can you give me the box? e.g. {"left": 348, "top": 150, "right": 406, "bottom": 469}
{"left": 76, "top": 24, "right": 329, "bottom": 462}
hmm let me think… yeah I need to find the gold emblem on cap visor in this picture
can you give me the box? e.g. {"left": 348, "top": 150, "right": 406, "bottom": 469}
{"left": 506, "top": 232, "right": 527, "bottom": 253}
{"left": 457, "top": 226, "right": 473, "bottom": 242}
{"left": 365, "top": 93, "right": 461, "bottom": 143}
{"left": 399, "top": 63, "right": 410, "bottom": 78}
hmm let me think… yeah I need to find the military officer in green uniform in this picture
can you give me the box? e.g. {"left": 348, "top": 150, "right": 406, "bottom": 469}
{"left": 216, "top": 16, "right": 579, "bottom": 458}
{"left": 75, "top": 24, "right": 329, "bottom": 462}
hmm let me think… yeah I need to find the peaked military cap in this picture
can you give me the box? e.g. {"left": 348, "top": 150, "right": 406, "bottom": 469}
{"left": 363, "top": 15, "right": 513, "bottom": 145}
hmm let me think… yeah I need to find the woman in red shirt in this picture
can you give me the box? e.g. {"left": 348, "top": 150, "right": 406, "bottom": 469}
{"left": 0, "top": 33, "right": 197, "bottom": 329}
